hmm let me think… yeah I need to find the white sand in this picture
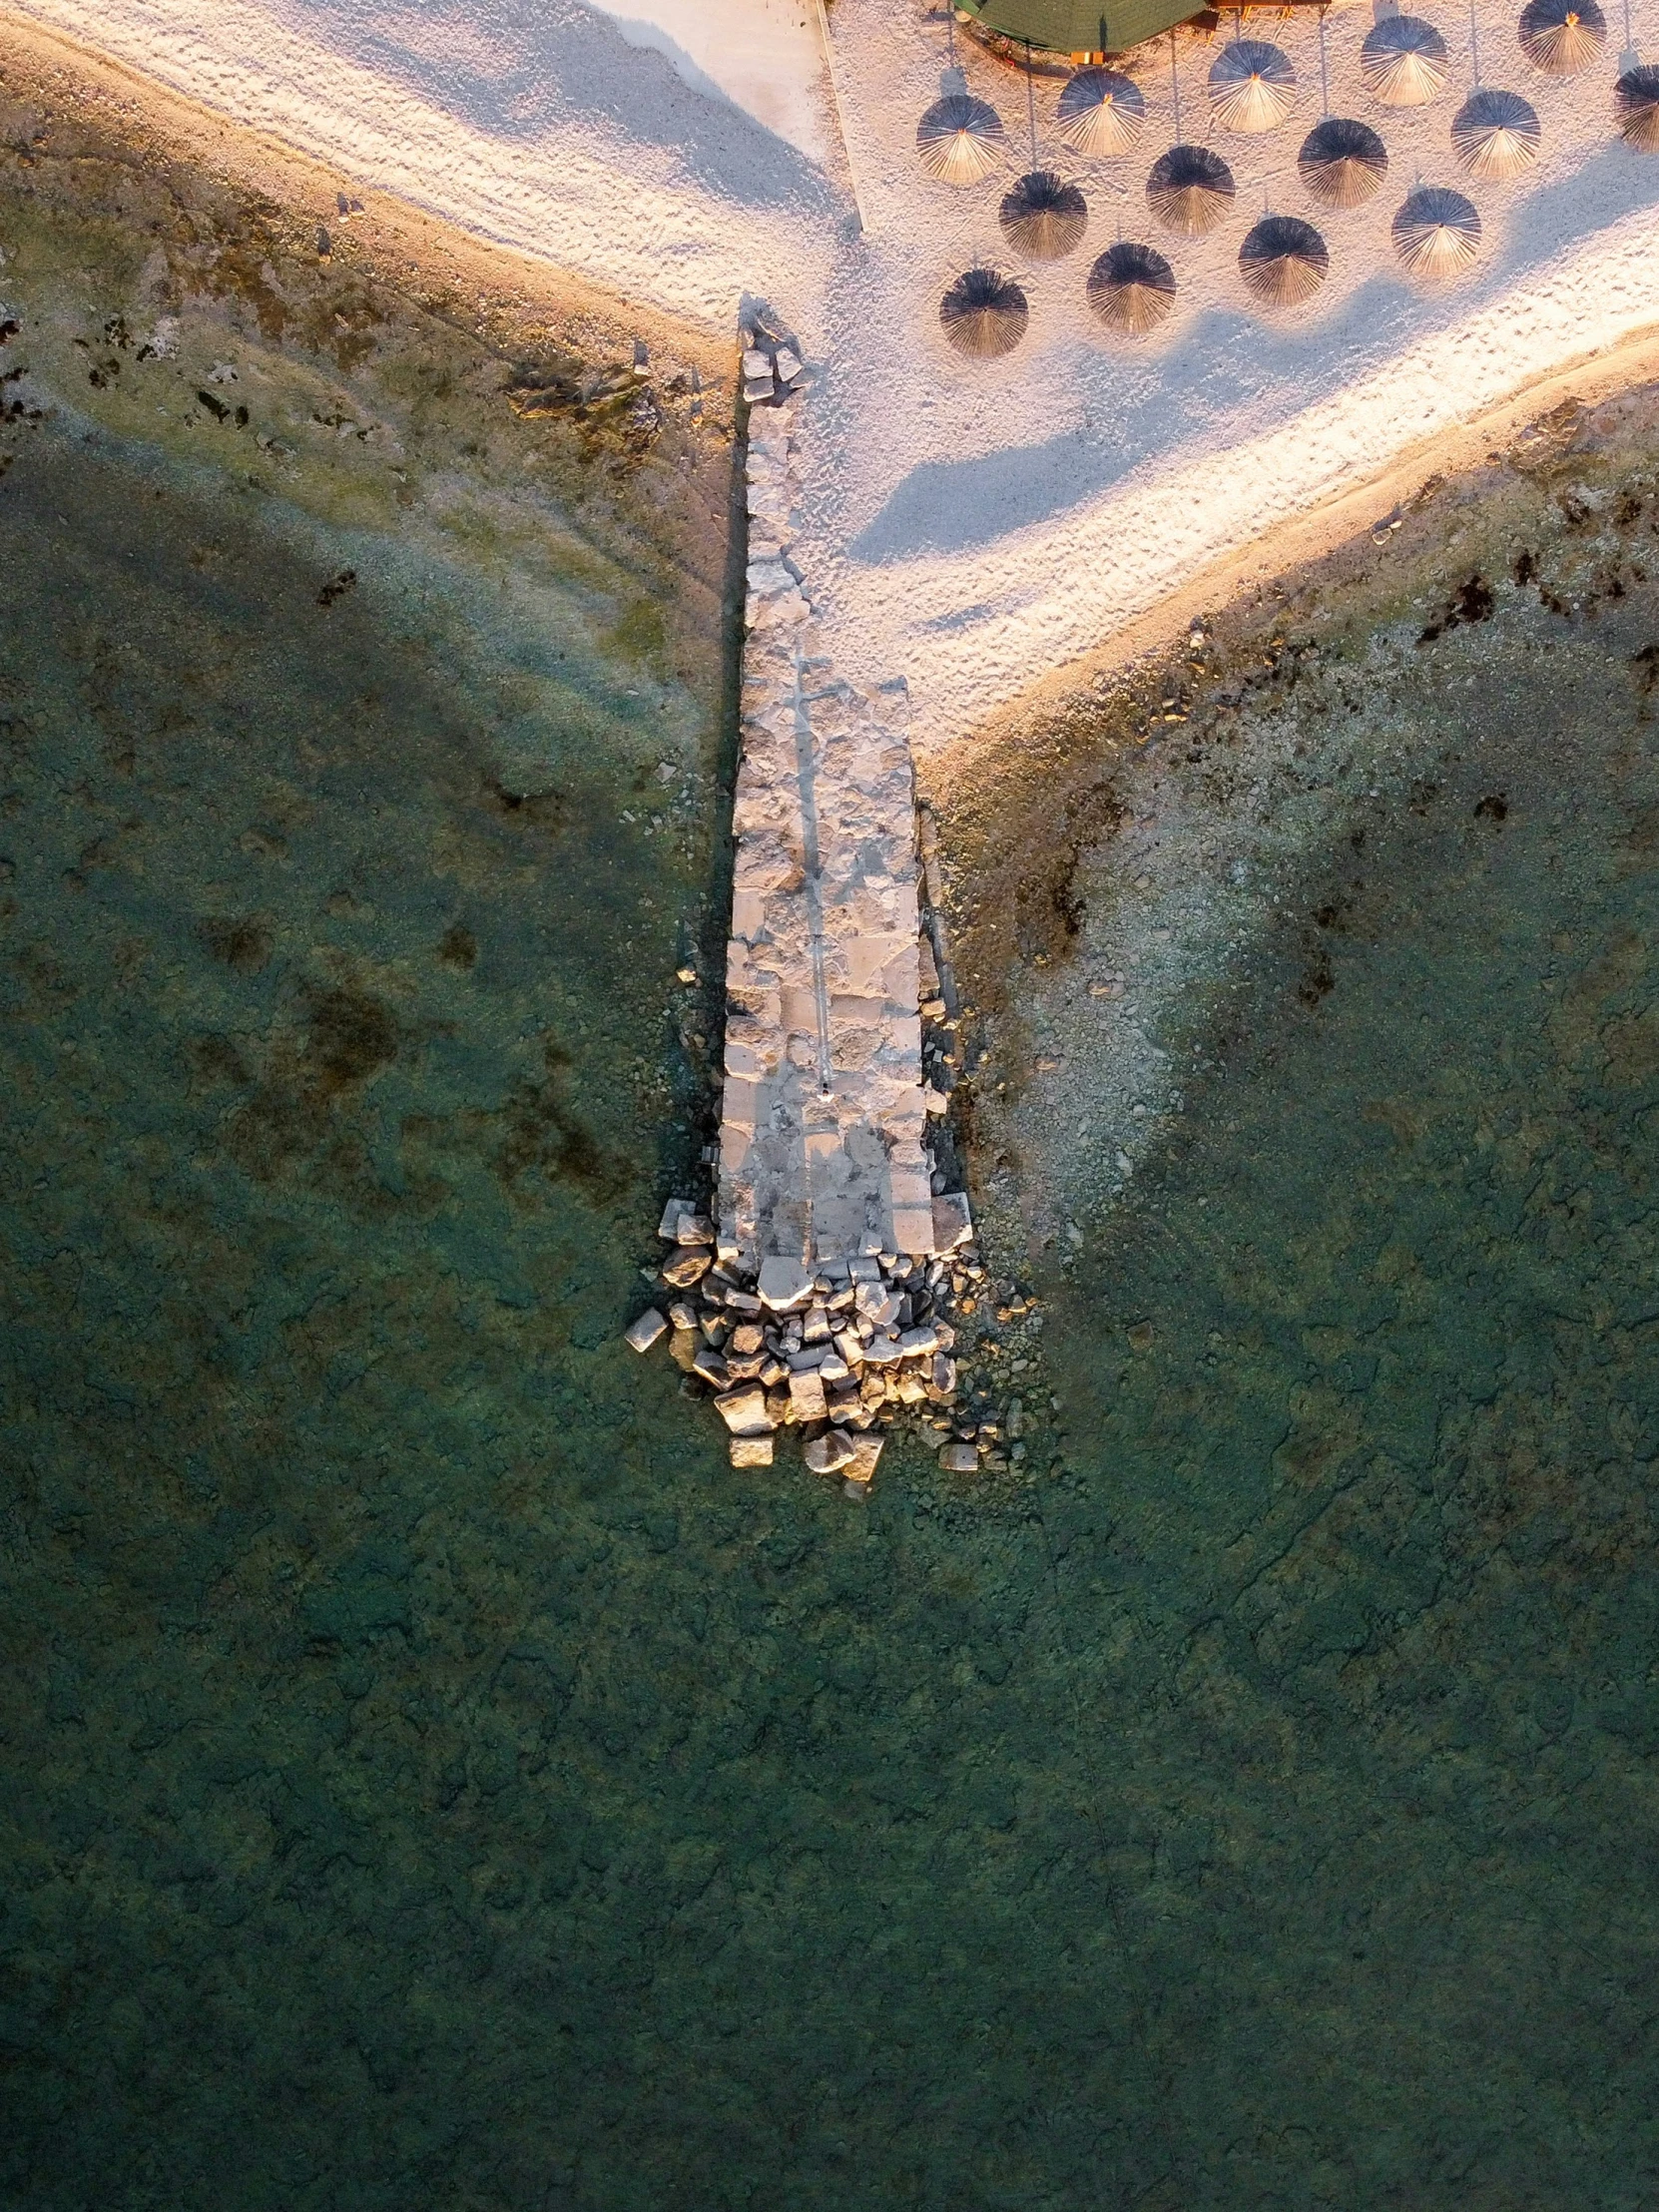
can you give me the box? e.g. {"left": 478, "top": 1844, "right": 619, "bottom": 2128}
{"left": 803, "top": 0, "right": 1659, "bottom": 751}
{"left": 15, "top": 0, "right": 1659, "bottom": 749}
{"left": 6, "top": 0, "right": 838, "bottom": 324}
{"left": 585, "top": 0, "right": 830, "bottom": 164}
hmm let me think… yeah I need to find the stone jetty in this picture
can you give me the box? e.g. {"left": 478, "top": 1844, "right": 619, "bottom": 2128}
{"left": 627, "top": 317, "right": 980, "bottom": 1492}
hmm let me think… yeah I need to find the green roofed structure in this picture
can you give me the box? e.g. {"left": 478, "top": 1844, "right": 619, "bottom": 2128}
{"left": 952, "top": 0, "right": 1200, "bottom": 61}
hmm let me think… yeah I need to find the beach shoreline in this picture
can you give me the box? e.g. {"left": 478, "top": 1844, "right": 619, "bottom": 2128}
{"left": 924, "top": 316, "right": 1659, "bottom": 805}
{"left": 929, "top": 366, "right": 1659, "bottom": 1305}
{"left": 0, "top": 4, "right": 736, "bottom": 380}
{"left": 16, "top": 1, "right": 1659, "bottom": 788}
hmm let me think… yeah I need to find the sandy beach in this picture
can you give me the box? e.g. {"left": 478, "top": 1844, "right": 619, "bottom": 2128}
{"left": 11, "top": 0, "right": 1659, "bottom": 763}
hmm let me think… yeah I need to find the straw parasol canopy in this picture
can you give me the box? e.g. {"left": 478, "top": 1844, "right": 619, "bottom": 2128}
{"left": 917, "top": 93, "right": 1008, "bottom": 185}
{"left": 1297, "top": 116, "right": 1390, "bottom": 206}
{"left": 1518, "top": 0, "right": 1606, "bottom": 75}
{"left": 1360, "top": 15, "right": 1451, "bottom": 105}
{"left": 1238, "top": 214, "right": 1330, "bottom": 306}
{"left": 1450, "top": 86, "right": 1541, "bottom": 177}
{"left": 1056, "top": 66, "right": 1147, "bottom": 156}
{"left": 1000, "top": 170, "right": 1090, "bottom": 257}
{"left": 1146, "top": 143, "right": 1238, "bottom": 234}
{"left": 1614, "top": 62, "right": 1659, "bottom": 149}
{"left": 1391, "top": 185, "right": 1482, "bottom": 277}
{"left": 939, "top": 266, "right": 1030, "bottom": 357}
{"left": 1086, "top": 239, "right": 1178, "bottom": 333}
{"left": 1209, "top": 39, "right": 1298, "bottom": 133}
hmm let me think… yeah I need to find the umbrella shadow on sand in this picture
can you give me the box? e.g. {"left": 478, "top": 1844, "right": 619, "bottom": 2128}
{"left": 850, "top": 140, "right": 1659, "bottom": 567}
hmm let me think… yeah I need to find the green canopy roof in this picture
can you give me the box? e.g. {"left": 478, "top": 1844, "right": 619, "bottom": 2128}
{"left": 955, "top": 0, "right": 1195, "bottom": 56}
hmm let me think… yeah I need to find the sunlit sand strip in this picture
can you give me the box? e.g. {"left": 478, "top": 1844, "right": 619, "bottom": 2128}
{"left": 5, "top": 0, "right": 829, "bottom": 327}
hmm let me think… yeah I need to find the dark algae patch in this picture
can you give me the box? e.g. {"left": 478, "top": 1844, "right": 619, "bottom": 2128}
{"left": 5, "top": 43, "right": 1659, "bottom": 2212}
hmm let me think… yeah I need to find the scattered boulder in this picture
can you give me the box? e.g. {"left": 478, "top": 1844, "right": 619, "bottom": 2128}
{"left": 846, "top": 1433, "right": 884, "bottom": 1483}
{"left": 804, "top": 1428, "right": 856, "bottom": 1474}
{"left": 730, "top": 1435, "right": 775, "bottom": 1467}
{"left": 625, "top": 1309, "right": 667, "bottom": 1353}
{"left": 789, "top": 1369, "right": 828, "bottom": 1422}
{"left": 932, "top": 1192, "right": 973, "bottom": 1252}
{"left": 661, "top": 1249, "right": 713, "bottom": 1289}
{"left": 939, "top": 1440, "right": 979, "bottom": 1474}
{"left": 758, "top": 1256, "right": 814, "bottom": 1311}
{"left": 715, "top": 1385, "right": 774, "bottom": 1435}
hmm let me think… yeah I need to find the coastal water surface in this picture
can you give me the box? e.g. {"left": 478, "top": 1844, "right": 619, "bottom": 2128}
{"left": 3, "top": 73, "right": 1658, "bottom": 2212}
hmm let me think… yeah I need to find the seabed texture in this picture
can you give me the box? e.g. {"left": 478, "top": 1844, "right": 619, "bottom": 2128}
{"left": 3, "top": 56, "right": 1659, "bottom": 2212}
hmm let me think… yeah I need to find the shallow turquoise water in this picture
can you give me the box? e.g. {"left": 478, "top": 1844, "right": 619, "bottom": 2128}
{"left": 3, "top": 410, "right": 1658, "bottom": 2210}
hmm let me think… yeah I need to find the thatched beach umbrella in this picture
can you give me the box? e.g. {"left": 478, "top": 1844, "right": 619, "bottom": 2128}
{"left": 1238, "top": 214, "right": 1330, "bottom": 307}
{"left": 1000, "top": 171, "right": 1090, "bottom": 258}
{"left": 939, "top": 266, "right": 1029, "bottom": 357}
{"left": 1615, "top": 62, "right": 1659, "bottom": 149}
{"left": 1392, "top": 185, "right": 1482, "bottom": 277}
{"left": 1210, "top": 40, "right": 1298, "bottom": 133}
{"left": 1056, "top": 67, "right": 1146, "bottom": 156}
{"left": 1146, "top": 143, "right": 1237, "bottom": 235}
{"left": 1086, "top": 240, "right": 1177, "bottom": 333}
{"left": 1450, "top": 86, "right": 1541, "bottom": 177}
{"left": 1518, "top": 0, "right": 1606, "bottom": 74}
{"left": 917, "top": 93, "right": 1007, "bottom": 185}
{"left": 1297, "top": 116, "right": 1390, "bottom": 206}
{"left": 1361, "top": 15, "right": 1451, "bottom": 105}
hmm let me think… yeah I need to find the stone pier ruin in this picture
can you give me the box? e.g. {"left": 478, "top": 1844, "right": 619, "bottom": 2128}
{"left": 625, "top": 321, "right": 979, "bottom": 1492}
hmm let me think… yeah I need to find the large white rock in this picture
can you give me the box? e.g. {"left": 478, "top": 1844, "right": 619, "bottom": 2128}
{"left": 758, "top": 1256, "right": 814, "bottom": 1310}
{"left": 625, "top": 1309, "right": 667, "bottom": 1354}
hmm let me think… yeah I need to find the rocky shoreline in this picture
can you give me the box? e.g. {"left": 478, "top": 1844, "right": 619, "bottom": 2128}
{"left": 624, "top": 1194, "right": 1055, "bottom": 1493}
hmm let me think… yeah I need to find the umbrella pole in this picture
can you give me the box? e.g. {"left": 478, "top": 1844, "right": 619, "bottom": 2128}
{"left": 1469, "top": 0, "right": 1480, "bottom": 84}
{"left": 1025, "top": 38, "right": 1038, "bottom": 167}
{"left": 1170, "top": 31, "right": 1183, "bottom": 140}
{"left": 1319, "top": 8, "right": 1331, "bottom": 113}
